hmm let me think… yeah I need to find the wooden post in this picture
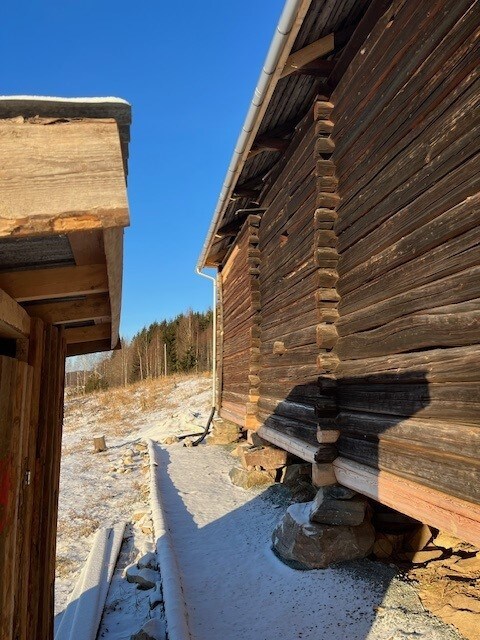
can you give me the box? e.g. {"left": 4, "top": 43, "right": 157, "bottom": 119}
{"left": 93, "top": 436, "right": 107, "bottom": 452}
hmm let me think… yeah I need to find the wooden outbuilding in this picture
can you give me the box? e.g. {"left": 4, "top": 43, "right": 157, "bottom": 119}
{"left": 198, "top": 0, "right": 480, "bottom": 546}
{"left": 0, "top": 97, "right": 130, "bottom": 639}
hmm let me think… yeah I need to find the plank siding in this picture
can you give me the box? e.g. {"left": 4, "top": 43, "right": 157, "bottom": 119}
{"left": 331, "top": 0, "right": 480, "bottom": 503}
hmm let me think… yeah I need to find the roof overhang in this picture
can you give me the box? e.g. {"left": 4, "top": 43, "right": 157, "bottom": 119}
{"left": 198, "top": 0, "right": 383, "bottom": 269}
{"left": 0, "top": 96, "right": 131, "bottom": 355}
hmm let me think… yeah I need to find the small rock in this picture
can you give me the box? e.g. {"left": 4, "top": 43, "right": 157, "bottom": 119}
{"left": 229, "top": 466, "right": 274, "bottom": 489}
{"left": 207, "top": 419, "right": 239, "bottom": 445}
{"left": 138, "top": 551, "right": 158, "bottom": 570}
{"left": 403, "top": 548, "right": 445, "bottom": 564}
{"left": 434, "top": 530, "right": 463, "bottom": 549}
{"left": 321, "top": 484, "right": 357, "bottom": 500}
{"left": 125, "top": 564, "right": 157, "bottom": 590}
{"left": 447, "top": 554, "right": 480, "bottom": 577}
{"left": 134, "top": 442, "right": 148, "bottom": 452}
{"left": 149, "top": 581, "right": 163, "bottom": 609}
{"left": 280, "top": 463, "right": 311, "bottom": 487}
{"left": 309, "top": 489, "right": 366, "bottom": 526}
{"left": 141, "top": 526, "right": 154, "bottom": 536}
{"left": 272, "top": 502, "right": 375, "bottom": 569}
{"left": 131, "top": 617, "right": 167, "bottom": 640}
{"left": 161, "top": 435, "right": 180, "bottom": 445}
{"left": 246, "top": 430, "right": 269, "bottom": 447}
{"left": 133, "top": 510, "right": 148, "bottom": 522}
{"left": 183, "top": 438, "right": 194, "bottom": 447}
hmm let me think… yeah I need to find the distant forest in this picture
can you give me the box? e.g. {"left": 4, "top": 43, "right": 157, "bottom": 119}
{"left": 67, "top": 309, "right": 213, "bottom": 392}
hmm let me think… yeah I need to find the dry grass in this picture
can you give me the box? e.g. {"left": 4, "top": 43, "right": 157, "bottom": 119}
{"left": 56, "top": 555, "right": 78, "bottom": 579}
{"left": 59, "top": 510, "right": 101, "bottom": 540}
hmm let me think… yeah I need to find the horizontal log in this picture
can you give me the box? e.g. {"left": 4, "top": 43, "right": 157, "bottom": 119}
{"left": 337, "top": 266, "right": 480, "bottom": 335}
{"left": 333, "top": 457, "right": 480, "bottom": 547}
{"left": 338, "top": 436, "right": 480, "bottom": 503}
{"left": 340, "top": 226, "right": 480, "bottom": 316}
{"left": 337, "top": 382, "right": 480, "bottom": 422}
{"left": 65, "top": 322, "right": 111, "bottom": 344}
{"left": 336, "top": 410, "right": 480, "bottom": 456}
{"left": 336, "top": 345, "right": 480, "bottom": 383}
{"left": 336, "top": 309, "right": 480, "bottom": 359}
{"left": 0, "top": 118, "right": 129, "bottom": 236}
{"left": 316, "top": 324, "right": 338, "bottom": 349}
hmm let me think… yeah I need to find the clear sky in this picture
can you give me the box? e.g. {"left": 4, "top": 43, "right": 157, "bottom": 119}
{"left": 0, "top": 0, "right": 284, "bottom": 338}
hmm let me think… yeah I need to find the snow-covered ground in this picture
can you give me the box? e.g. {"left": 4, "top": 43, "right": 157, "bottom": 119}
{"left": 57, "top": 374, "right": 463, "bottom": 640}
{"left": 150, "top": 440, "right": 463, "bottom": 640}
{"left": 56, "top": 375, "right": 212, "bottom": 635}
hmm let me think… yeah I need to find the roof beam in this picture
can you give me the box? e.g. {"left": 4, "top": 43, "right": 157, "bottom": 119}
{"left": 103, "top": 228, "right": 123, "bottom": 349}
{"left": 280, "top": 33, "right": 335, "bottom": 79}
{"left": 289, "top": 58, "right": 335, "bottom": 77}
{"left": 68, "top": 230, "right": 105, "bottom": 265}
{"left": 0, "top": 264, "right": 109, "bottom": 303}
{"left": 22, "top": 293, "right": 110, "bottom": 325}
{"left": 0, "top": 287, "right": 30, "bottom": 338}
{"left": 65, "top": 322, "right": 111, "bottom": 345}
{"left": 66, "top": 338, "right": 113, "bottom": 357}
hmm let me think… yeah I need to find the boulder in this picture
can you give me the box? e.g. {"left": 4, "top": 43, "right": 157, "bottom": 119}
{"left": 309, "top": 488, "right": 366, "bottom": 526}
{"left": 229, "top": 466, "right": 274, "bottom": 489}
{"left": 272, "top": 502, "right": 375, "bottom": 569}
{"left": 239, "top": 445, "right": 288, "bottom": 470}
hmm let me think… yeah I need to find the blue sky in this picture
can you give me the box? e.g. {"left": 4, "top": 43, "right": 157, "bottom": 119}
{"left": 0, "top": 1, "right": 283, "bottom": 338}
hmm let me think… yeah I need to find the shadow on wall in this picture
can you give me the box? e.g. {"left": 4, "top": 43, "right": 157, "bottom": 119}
{"left": 264, "top": 370, "right": 434, "bottom": 496}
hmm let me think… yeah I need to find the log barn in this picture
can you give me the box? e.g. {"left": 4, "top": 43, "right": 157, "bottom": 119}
{"left": 198, "top": 0, "right": 480, "bottom": 546}
{"left": 0, "top": 97, "right": 130, "bottom": 639}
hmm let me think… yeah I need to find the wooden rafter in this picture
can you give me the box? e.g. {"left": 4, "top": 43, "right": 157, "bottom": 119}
{"left": 289, "top": 58, "right": 335, "bottom": 77}
{"left": 280, "top": 33, "right": 335, "bottom": 78}
{"left": 0, "top": 287, "right": 30, "bottom": 338}
{"left": 65, "top": 322, "right": 111, "bottom": 345}
{"left": 66, "top": 338, "right": 114, "bottom": 357}
{"left": 22, "top": 293, "right": 110, "bottom": 325}
{"left": 68, "top": 230, "right": 105, "bottom": 265}
{"left": 0, "top": 264, "right": 109, "bottom": 303}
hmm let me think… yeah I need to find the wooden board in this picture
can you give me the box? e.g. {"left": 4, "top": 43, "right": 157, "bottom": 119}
{"left": 0, "top": 118, "right": 129, "bottom": 237}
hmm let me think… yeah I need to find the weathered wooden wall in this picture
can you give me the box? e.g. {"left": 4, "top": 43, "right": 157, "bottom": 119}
{"left": 329, "top": 0, "right": 480, "bottom": 502}
{"left": 256, "top": 112, "right": 328, "bottom": 448}
{"left": 0, "top": 318, "right": 66, "bottom": 640}
{"left": 219, "top": 216, "right": 261, "bottom": 427}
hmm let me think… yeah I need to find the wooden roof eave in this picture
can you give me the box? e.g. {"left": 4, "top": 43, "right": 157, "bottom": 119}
{"left": 0, "top": 98, "right": 131, "bottom": 354}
